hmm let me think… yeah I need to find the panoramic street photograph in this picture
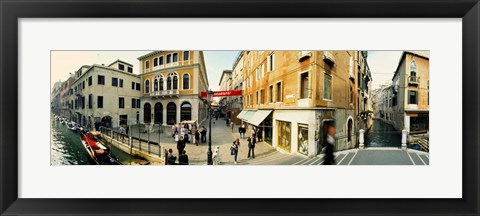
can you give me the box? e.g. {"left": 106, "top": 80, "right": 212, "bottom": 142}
{"left": 50, "top": 50, "right": 429, "bottom": 165}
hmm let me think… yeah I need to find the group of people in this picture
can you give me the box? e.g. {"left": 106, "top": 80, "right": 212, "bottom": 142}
{"left": 166, "top": 148, "right": 189, "bottom": 165}
{"left": 171, "top": 123, "right": 207, "bottom": 146}
{"left": 230, "top": 127, "right": 258, "bottom": 164}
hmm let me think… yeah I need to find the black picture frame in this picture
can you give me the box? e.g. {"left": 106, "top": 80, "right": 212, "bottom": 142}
{"left": 1, "top": 0, "right": 479, "bottom": 215}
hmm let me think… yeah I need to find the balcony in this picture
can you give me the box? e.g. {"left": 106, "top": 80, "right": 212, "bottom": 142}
{"left": 323, "top": 51, "right": 335, "bottom": 65}
{"left": 150, "top": 89, "right": 179, "bottom": 98}
{"left": 408, "top": 76, "right": 419, "bottom": 85}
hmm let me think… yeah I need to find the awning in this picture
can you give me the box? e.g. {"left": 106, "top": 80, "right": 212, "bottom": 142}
{"left": 236, "top": 110, "right": 248, "bottom": 119}
{"left": 239, "top": 110, "right": 256, "bottom": 122}
{"left": 247, "top": 110, "right": 273, "bottom": 126}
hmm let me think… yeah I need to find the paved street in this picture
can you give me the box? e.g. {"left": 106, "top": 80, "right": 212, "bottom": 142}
{"left": 111, "top": 119, "right": 430, "bottom": 165}
{"left": 239, "top": 147, "right": 429, "bottom": 165}
{"left": 126, "top": 117, "right": 276, "bottom": 165}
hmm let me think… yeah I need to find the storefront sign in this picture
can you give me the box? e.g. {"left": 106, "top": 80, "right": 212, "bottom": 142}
{"left": 200, "top": 90, "right": 242, "bottom": 98}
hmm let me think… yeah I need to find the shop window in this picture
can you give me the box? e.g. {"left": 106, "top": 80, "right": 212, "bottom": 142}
{"left": 277, "top": 120, "right": 291, "bottom": 152}
{"left": 298, "top": 124, "right": 309, "bottom": 155}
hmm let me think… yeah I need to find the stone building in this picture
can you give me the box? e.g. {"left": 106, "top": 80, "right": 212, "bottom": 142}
{"left": 137, "top": 51, "right": 209, "bottom": 126}
{"left": 237, "top": 51, "right": 371, "bottom": 157}
{"left": 218, "top": 69, "right": 233, "bottom": 116}
{"left": 230, "top": 52, "right": 245, "bottom": 125}
{"left": 68, "top": 60, "right": 142, "bottom": 129}
{"left": 389, "top": 51, "right": 430, "bottom": 133}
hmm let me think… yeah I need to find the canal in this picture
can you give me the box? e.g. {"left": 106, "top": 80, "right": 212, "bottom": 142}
{"left": 50, "top": 116, "right": 131, "bottom": 165}
{"left": 364, "top": 119, "right": 402, "bottom": 148}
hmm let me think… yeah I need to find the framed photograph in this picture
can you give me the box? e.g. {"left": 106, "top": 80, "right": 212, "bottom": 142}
{"left": 1, "top": 0, "right": 479, "bottom": 215}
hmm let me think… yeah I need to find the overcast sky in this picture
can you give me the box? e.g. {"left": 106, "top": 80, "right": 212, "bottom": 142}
{"left": 51, "top": 50, "right": 401, "bottom": 91}
{"left": 367, "top": 51, "right": 403, "bottom": 89}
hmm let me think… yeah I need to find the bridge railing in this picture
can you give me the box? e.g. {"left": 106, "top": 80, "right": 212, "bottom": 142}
{"left": 99, "top": 124, "right": 165, "bottom": 157}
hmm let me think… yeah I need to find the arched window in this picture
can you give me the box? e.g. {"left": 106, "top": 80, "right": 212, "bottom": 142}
{"left": 154, "top": 78, "right": 158, "bottom": 91}
{"left": 347, "top": 119, "right": 353, "bottom": 142}
{"left": 410, "top": 60, "right": 417, "bottom": 78}
{"left": 143, "top": 103, "right": 151, "bottom": 123}
{"left": 183, "top": 73, "right": 190, "bottom": 89}
{"left": 145, "top": 79, "right": 150, "bottom": 93}
{"left": 180, "top": 102, "right": 192, "bottom": 121}
{"left": 160, "top": 77, "right": 164, "bottom": 91}
{"left": 167, "top": 77, "right": 172, "bottom": 90}
{"left": 154, "top": 102, "right": 163, "bottom": 124}
{"left": 167, "top": 102, "right": 176, "bottom": 125}
{"left": 173, "top": 76, "right": 178, "bottom": 90}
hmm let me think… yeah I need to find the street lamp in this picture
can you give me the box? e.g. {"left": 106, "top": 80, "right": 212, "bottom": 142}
{"left": 207, "top": 89, "right": 214, "bottom": 165}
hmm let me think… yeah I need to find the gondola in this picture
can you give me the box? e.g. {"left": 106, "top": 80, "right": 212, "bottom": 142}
{"left": 80, "top": 131, "right": 122, "bottom": 165}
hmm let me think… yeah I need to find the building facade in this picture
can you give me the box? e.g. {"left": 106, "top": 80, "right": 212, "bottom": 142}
{"left": 390, "top": 51, "right": 430, "bottom": 133}
{"left": 218, "top": 70, "right": 233, "bottom": 116}
{"left": 230, "top": 52, "right": 245, "bottom": 125}
{"left": 237, "top": 51, "right": 370, "bottom": 157}
{"left": 68, "top": 60, "right": 142, "bottom": 129}
{"left": 137, "top": 51, "right": 209, "bottom": 126}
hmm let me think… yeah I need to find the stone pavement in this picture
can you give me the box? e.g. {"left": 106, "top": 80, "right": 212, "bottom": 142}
{"left": 110, "top": 121, "right": 429, "bottom": 165}
{"left": 125, "top": 117, "right": 276, "bottom": 165}
{"left": 240, "top": 147, "right": 429, "bottom": 165}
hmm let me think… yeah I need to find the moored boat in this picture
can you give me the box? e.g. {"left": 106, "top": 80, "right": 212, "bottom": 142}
{"left": 67, "top": 121, "right": 78, "bottom": 131}
{"left": 80, "top": 131, "right": 122, "bottom": 165}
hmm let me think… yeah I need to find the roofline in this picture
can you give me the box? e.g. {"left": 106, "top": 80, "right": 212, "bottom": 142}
{"left": 73, "top": 64, "right": 140, "bottom": 84}
{"left": 392, "top": 51, "right": 429, "bottom": 81}
{"left": 137, "top": 51, "right": 163, "bottom": 60}
{"left": 107, "top": 59, "right": 133, "bottom": 67}
{"left": 219, "top": 70, "right": 233, "bottom": 86}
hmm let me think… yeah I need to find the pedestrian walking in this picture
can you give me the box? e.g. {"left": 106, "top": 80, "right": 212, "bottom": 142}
{"left": 238, "top": 125, "right": 243, "bottom": 139}
{"left": 201, "top": 126, "right": 207, "bottom": 143}
{"left": 194, "top": 129, "right": 200, "bottom": 146}
{"left": 178, "top": 150, "right": 189, "bottom": 165}
{"left": 257, "top": 128, "right": 262, "bottom": 142}
{"left": 252, "top": 127, "right": 256, "bottom": 139}
{"left": 230, "top": 138, "right": 240, "bottom": 164}
{"left": 171, "top": 125, "right": 176, "bottom": 138}
{"left": 167, "top": 149, "right": 177, "bottom": 165}
{"left": 230, "top": 121, "right": 234, "bottom": 132}
{"left": 177, "top": 135, "right": 186, "bottom": 156}
{"left": 247, "top": 135, "right": 256, "bottom": 158}
{"left": 323, "top": 125, "right": 336, "bottom": 165}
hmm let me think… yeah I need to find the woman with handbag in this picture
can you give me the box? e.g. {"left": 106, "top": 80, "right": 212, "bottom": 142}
{"left": 231, "top": 138, "right": 240, "bottom": 165}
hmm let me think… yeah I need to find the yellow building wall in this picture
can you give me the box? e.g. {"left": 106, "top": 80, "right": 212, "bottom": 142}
{"left": 405, "top": 53, "right": 429, "bottom": 110}
{"left": 243, "top": 51, "right": 353, "bottom": 110}
{"left": 140, "top": 51, "right": 195, "bottom": 74}
{"left": 141, "top": 68, "right": 195, "bottom": 97}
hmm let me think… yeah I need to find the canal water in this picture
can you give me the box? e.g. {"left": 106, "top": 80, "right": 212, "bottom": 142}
{"left": 50, "top": 116, "right": 131, "bottom": 165}
{"left": 364, "top": 119, "right": 402, "bottom": 148}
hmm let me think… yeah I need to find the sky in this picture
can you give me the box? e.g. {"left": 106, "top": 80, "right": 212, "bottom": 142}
{"left": 367, "top": 51, "right": 403, "bottom": 89}
{"left": 51, "top": 50, "right": 401, "bottom": 91}
{"left": 50, "top": 51, "right": 239, "bottom": 91}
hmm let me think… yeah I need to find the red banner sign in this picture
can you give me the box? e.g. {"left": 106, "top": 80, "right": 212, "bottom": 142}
{"left": 201, "top": 90, "right": 242, "bottom": 98}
